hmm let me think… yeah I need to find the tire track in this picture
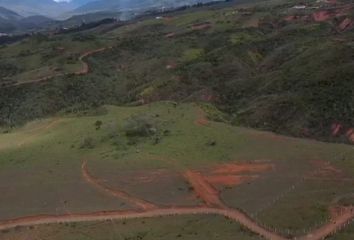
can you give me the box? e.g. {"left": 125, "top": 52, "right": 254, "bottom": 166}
{"left": 82, "top": 161, "right": 157, "bottom": 211}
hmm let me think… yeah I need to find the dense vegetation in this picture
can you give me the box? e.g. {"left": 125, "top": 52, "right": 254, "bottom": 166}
{"left": 0, "top": 0, "right": 353, "bottom": 143}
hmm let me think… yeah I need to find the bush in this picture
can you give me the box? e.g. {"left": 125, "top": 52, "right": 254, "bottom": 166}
{"left": 94, "top": 120, "right": 103, "bottom": 130}
{"left": 80, "top": 137, "right": 95, "bottom": 149}
{"left": 123, "top": 115, "right": 157, "bottom": 137}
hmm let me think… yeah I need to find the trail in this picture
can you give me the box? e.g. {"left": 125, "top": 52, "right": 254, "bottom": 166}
{"left": 0, "top": 207, "right": 286, "bottom": 240}
{"left": 3, "top": 47, "right": 111, "bottom": 88}
{"left": 299, "top": 206, "right": 354, "bottom": 240}
{"left": 194, "top": 106, "right": 210, "bottom": 126}
{"left": 75, "top": 47, "right": 112, "bottom": 75}
{"left": 82, "top": 161, "right": 157, "bottom": 211}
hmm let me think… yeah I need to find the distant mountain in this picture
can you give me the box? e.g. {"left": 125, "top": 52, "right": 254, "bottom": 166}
{"left": 72, "top": 0, "right": 224, "bottom": 15}
{"left": 0, "top": 6, "right": 22, "bottom": 20}
{"left": 0, "top": 6, "right": 22, "bottom": 33}
{"left": 18, "top": 15, "right": 55, "bottom": 30}
{"left": 0, "top": 0, "right": 72, "bottom": 17}
{"left": 60, "top": 11, "right": 119, "bottom": 27}
{"left": 70, "top": 0, "right": 97, "bottom": 8}
{"left": 0, "top": 6, "right": 56, "bottom": 33}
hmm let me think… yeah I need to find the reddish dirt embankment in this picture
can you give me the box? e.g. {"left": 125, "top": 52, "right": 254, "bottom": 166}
{"left": 82, "top": 161, "right": 157, "bottom": 210}
{"left": 183, "top": 170, "right": 224, "bottom": 208}
{"left": 194, "top": 107, "right": 209, "bottom": 126}
{"left": 205, "top": 162, "right": 274, "bottom": 187}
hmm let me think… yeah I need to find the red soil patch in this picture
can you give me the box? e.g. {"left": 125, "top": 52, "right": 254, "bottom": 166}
{"left": 211, "top": 163, "right": 274, "bottom": 175}
{"left": 165, "top": 32, "right": 176, "bottom": 38}
{"left": 194, "top": 107, "right": 210, "bottom": 126}
{"left": 313, "top": 10, "right": 333, "bottom": 22}
{"left": 166, "top": 62, "right": 177, "bottom": 70}
{"left": 331, "top": 122, "right": 343, "bottom": 136}
{"left": 191, "top": 23, "right": 212, "bottom": 30}
{"left": 329, "top": 205, "right": 349, "bottom": 219}
{"left": 195, "top": 118, "right": 209, "bottom": 126}
{"left": 308, "top": 160, "right": 344, "bottom": 179}
{"left": 206, "top": 175, "right": 259, "bottom": 187}
{"left": 312, "top": 5, "right": 353, "bottom": 22}
{"left": 284, "top": 15, "right": 297, "bottom": 21}
{"left": 339, "top": 17, "right": 354, "bottom": 31}
{"left": 183, "top": 170, "right": 224, "bottom": 208}
{"left": 346, "top": 128, "right": 354, "bottom": 143}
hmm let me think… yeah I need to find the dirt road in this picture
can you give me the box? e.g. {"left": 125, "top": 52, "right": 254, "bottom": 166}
{"left": 82, "top": 161, "right": 157, "bottom": 210}
{"left": 0, "top": 207, "right": 286, "bottom": 240}
{"left": 299, "top": 206, "right": 354, "bottom": 240}
{"left": 75, "top": 47, "right": 111, "bottom": 75}
{"left": 3, "top": 47, "right": 111, "bottom": 88}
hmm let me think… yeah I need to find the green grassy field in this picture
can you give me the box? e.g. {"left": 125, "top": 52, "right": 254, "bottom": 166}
{"left": 0, "top": 102, "right": 353, "bottom": 237}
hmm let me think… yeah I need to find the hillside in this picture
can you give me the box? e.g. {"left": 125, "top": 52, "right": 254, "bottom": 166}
{"left": 0, "top": 102, "right": 354, "bottom": 239}
{"left": 0, "top": 6, "right": 21, "bottom": 20}
{"left": 0, "top": 6, "right": 22, "bottom": 32}
{"left": 1, "top": 0, "right": 354, "bottom": 239}
{"left": 0, "top": 8, "right": 56, "bottom": 33}
{"left": 0, "top": 0, "right": 353, "bottom": 143}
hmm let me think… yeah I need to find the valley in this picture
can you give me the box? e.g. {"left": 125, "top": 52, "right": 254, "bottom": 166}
{"left": 0, "top": 0, "right": 353, "bottom": 239}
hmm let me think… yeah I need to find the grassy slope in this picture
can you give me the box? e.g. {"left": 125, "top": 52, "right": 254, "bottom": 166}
{"left": 0, "top": 102, "right": 354, "bottom": 235}
{"left": 0, "top": 33, "right": 113, "bottom": 86}
{"left": 0, "top": 214, "right": 262, "bottom": 240}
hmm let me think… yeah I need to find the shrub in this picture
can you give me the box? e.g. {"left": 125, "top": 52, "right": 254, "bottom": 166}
{"left": 94, "top": 120, "right": 103, "bottom": 130}
{"left": 123, "top": 115, "right": 157, "bottom": 137}
{"left": 80, "top": 137, "right": 95, "bottom": 149}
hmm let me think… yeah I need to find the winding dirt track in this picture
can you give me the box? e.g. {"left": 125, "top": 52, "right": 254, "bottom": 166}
{"left": 75, "top": 47, "right": 112, "bottom": 75}
{"left": 0, "top": 207, "right": 286, "bottom": 240}
{"left": 82, "top": 161, "right": 157, "bottom": 210}
{"left": 299, "top": 207, "right": 354, "bottom": 240}
{"left": 5, "top": 47, "right": 111, "bottom": 88}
